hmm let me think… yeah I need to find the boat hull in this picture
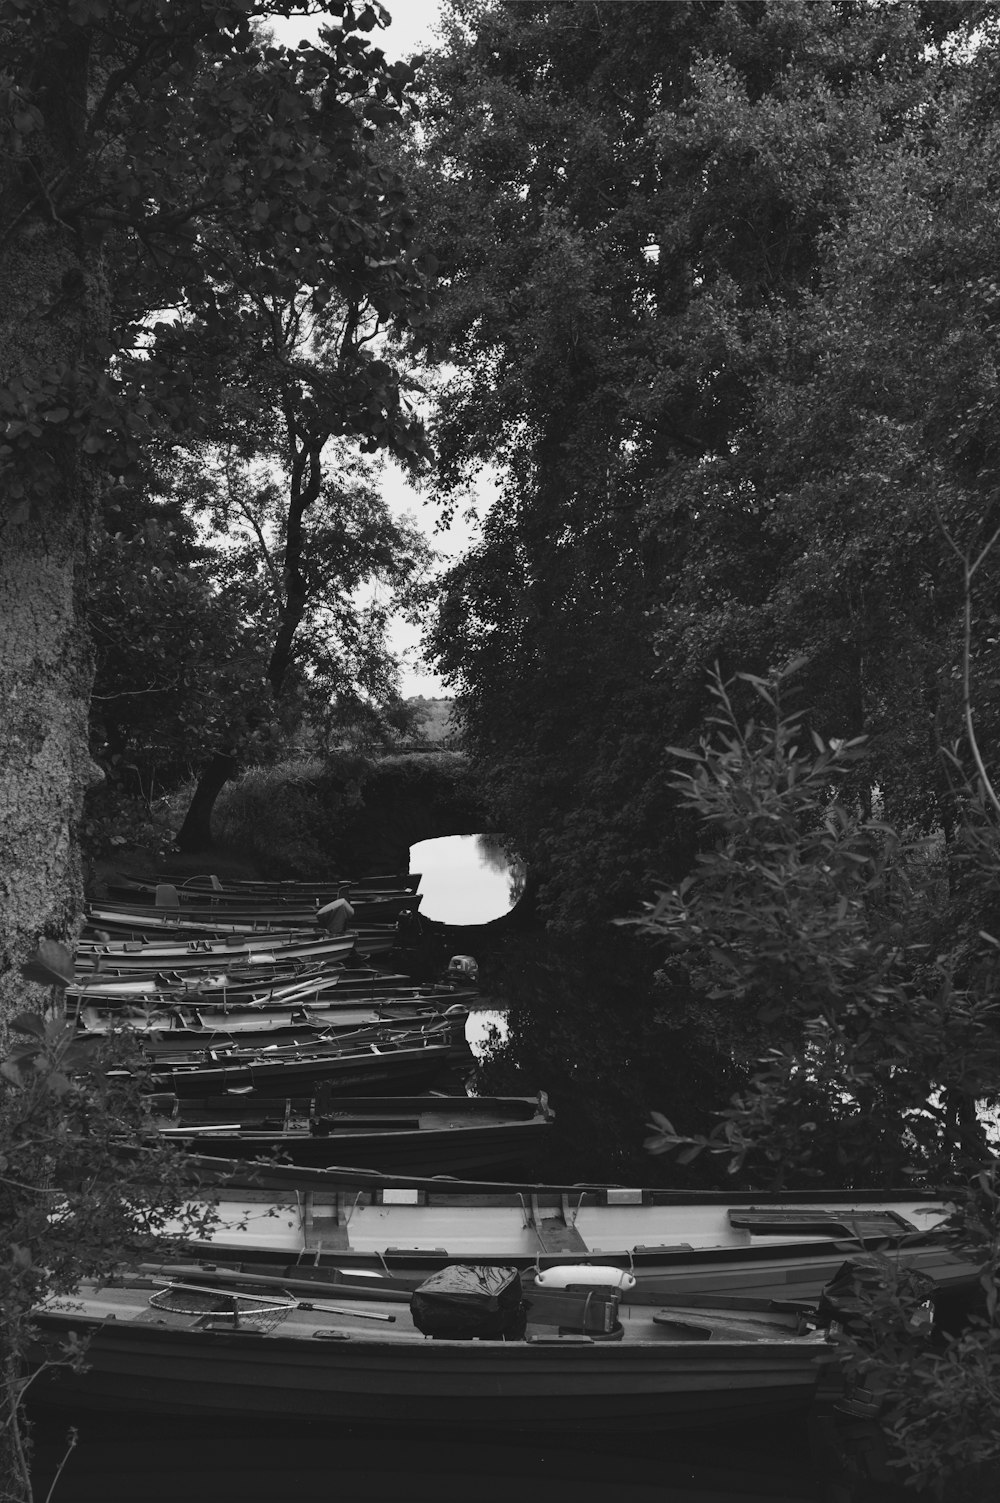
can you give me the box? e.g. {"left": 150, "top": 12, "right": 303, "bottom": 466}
{"left": 147, "top": 1041, "right": 467, "bottom": 1097}
{"left": 167, "top": 1178, "right": 973, "bottom": 1308}
{"left": 28, "top": 1304, "right": 829, "bottom": 1430}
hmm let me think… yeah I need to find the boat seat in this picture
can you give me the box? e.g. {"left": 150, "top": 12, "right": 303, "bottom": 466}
{"left": 651, "top": 1314, "right": 713, "bottom": 1340}
{"left": 528, "top": 1194, "right": 589, "bottom": 1255}
{"left": 301, "top": 1191, "right": 352, "bottom": 1251}
{"left": 728, "top": 1209, "right": 916, "bottom": 1237}
{"left": 630, "top": 1243, "right": 696, "bottom": 1256}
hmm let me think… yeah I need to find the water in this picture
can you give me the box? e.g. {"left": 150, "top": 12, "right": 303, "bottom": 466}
{"left": 26, "top": 1408, "right": 823, "bottom": 1502}
{"left": 410, "top": 833, "right": 525, "bottom": 925}
{"left": 465, "top": 1006, "right": 509, "bottom": 1060}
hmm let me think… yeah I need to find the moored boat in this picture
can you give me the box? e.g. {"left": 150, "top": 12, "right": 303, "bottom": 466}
{"left": 75, "top": 931, "right": 357, "bottom": 974}
{"left": 163, "top": 1165, "right": 973, "bottom": 1308}
{"left": 92, "top": 892, "right": 421, "bottom": 923}
{"left": 105, "top": 1023, "right": 470, "bottom": 1097}
{"left": 28, "top": 1268, "right": 833, "bottom": 1429}
{"left": 74, "top": 997, "right": 469, "bottom": 1046}
{"left": 143, "top": 1092, "right": 553, "bottom": 1175}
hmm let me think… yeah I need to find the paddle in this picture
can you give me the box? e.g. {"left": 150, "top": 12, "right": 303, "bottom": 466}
{"left": 148, "top": 1276, "right": 397, "bottom": 1322}
{"left": 137, "top": 1260, "right": 412, "bottom": 1304}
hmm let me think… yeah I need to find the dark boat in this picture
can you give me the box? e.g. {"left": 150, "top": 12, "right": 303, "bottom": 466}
{"left": 89, "top": 891, "right": 421, "bottom": 926}
{"left": 70, "top": 964, "right": 473, "bottom": 1008}
{"left": 74, "top": 996, "right": 470, "bottom": 1048}
{"left": 111, "top": 1022, "right": 470, "bottom": 1097}
{"left": 28, "top": 1270, "right": 833, "bottom": 1430}
{"left": 74, "top": 930, "right": 357, "bottom": 975}
{"left": 141, "top": 871, "right": 422, "bottom": 898}
{"left": 143, "top": 1091, "right": 553, "bottom": 1175}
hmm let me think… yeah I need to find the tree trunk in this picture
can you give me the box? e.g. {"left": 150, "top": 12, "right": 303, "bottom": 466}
{"left": 174, "top": 748, "right": 239, "bottom": 851}
{"left": 0, "top": 235, "right": 104, "bottom": 1036}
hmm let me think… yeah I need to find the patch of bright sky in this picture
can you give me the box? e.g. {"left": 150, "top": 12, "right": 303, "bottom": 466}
{"left": 268, "top": 2, "right": 485, "bottom": 699}
{"left": 268, "top": 1, "right": 447, "bottom": 60}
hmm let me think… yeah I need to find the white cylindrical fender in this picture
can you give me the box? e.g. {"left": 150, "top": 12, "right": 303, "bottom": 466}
{"left": 534, "top": 1265, "right": 636, "bottom": 1292}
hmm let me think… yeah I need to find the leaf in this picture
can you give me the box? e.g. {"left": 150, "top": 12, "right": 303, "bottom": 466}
{"left": 21, "top": 938, "right": 74, "bottom": 987}
{"left": 9, "top": 1011, "right": 46, "bottom": 1038}
{"left": 646, "top": 1110, "right": 676, "bottom": 1135}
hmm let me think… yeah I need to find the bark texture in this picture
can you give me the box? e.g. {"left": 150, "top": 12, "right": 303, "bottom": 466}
{"left": 0, "top": 230, "right": 104, "bottom": 1033}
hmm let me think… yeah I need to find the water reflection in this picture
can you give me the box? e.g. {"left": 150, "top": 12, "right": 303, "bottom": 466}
{"left": 411, "top": 833, "right": 525, "bottom": 924}
{"left": 469, "top": 928, "right": 750, "bottom": 1190}
{"left": 465, "top": 1006, "right": 509, "bottom": 1060}
{"left": 27, "top": 1408, "right": 820, "bottom": 1501}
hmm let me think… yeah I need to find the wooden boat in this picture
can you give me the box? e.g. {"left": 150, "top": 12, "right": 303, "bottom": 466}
{"left": 28, "top": 1269, "right": 833, "bottom": 1429}
{"left": 73, "top": 997, "right": 470, "bottom": 1045}
{"left": 91, "top": 891, "right": 421, "bottom": 923}
{"left": 165, "top": 1166, "right": 974, "bottom": 1308}
{"left": 147, "top": 871, "right": 422, "bottom": 897}
{"left": 85, "top": 907, "right": 318, "bottom": 939}
{"left": 347, "top": 925, "right": 400, "bottom": 957}
{"left": 74, "top": 931, "right": 358, "bottom": 976}
{"left": 142, "top": 1092, "right": 553, "bottom": 1175}
{"left": 69, "top": 964, "right": 471, "bottom": 1006}
{"left": 106, "top": 1023, "right": 470, "bottom": 1098}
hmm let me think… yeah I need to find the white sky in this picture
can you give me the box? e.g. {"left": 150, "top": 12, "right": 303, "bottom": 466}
{"left": 267, "top": 2, "right": 479, "bottom": 699}
{"left": 269, "top": 1, "right": 448, "bottom": 60}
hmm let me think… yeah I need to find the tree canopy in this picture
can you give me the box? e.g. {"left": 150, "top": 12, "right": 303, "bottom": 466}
{"left": 0, "top": 0, "right": 430, "bottom": 1015}
{"left": 410, "top": 0, "right": 991, "bottom": 926}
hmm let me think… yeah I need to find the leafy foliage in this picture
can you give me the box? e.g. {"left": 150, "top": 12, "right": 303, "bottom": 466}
{"left": 0, "top": 943, "right": 214, "bottom": 1499}
{"left": 0, "top": 0, "right": 429, "bottom": 509}
{"left": 828, "top": 1169, "right": 1000, "bottom": 1497}
{"left": 87, "top": 489, "right": 268, "bottom": 802}
{"left": 632, "top": 665, "right": 1000, "bottom": 1187}
{"left": 410, "top": 0, "right": 981, "bottom": 927}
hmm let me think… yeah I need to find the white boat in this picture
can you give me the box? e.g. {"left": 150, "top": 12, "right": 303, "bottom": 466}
{"left": 162, "top": 1169, "right": 971, "bottom": 1307}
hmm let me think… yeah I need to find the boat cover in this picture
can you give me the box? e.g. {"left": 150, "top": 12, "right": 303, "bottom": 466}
{"left": 410, "top": 1264, "right": 525, "bottom": 1340}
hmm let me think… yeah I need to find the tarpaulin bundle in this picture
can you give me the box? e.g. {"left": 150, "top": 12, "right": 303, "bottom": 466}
{"left": 410, "top": 1264, "right": 525, "bottom": 1340}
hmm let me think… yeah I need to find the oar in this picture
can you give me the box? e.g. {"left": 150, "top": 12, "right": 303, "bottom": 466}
{"left": 148, "top": 1276, "right": 396, "bottom": 1322}
{"left": 137, "top": 1260, "right": 412, "bottom": 1303}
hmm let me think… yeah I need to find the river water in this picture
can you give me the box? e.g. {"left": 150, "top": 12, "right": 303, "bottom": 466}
{"left": 27, "top": 1410, "right": 823, "bottom": 1503}
{"left": 25, "top": 837, "right": 830, "bottom": 1502}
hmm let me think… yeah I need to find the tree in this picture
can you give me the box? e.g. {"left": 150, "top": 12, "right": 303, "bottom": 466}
{"left": 645, "top": 9, "right": 1000, "bottom": 834}
{"left": 154, "top": 272, "right": 432, "bottom": 847}
{"left": 0, "top": 0, "right": 426, "bottom": 1024}
{"left": 409, "top": 0, "right": 973, "bottom": 927}
{"left": 635, "top": 665, "right": 1000, "bottom": 1186}
{"left": 86, "top": 485, "right": 268, "bottom": 821}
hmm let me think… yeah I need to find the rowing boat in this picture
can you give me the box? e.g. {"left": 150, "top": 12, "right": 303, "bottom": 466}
{"left": 143, "top": 1092, "right": 553, "bottom": 1176}
{"left": 163, "top": 1164, "right": 973, "bottom": 1308}
{"left": 69, "top": 965, "right": 472, "bottom": 1006}
{"left": 90, "top": 892, "right": 421, "bottom": 925}
{"left": 104, "top": 1023, "right": 471, "bottom": 1097}
{"left": 74, "top": 997, "right": 469, "bottom": 1046}
{"left": 75, "top": 931, "right": 357, "bottom": 974}
{"left": 28, "top": 1269, "right": 833, "bottom": 1429}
